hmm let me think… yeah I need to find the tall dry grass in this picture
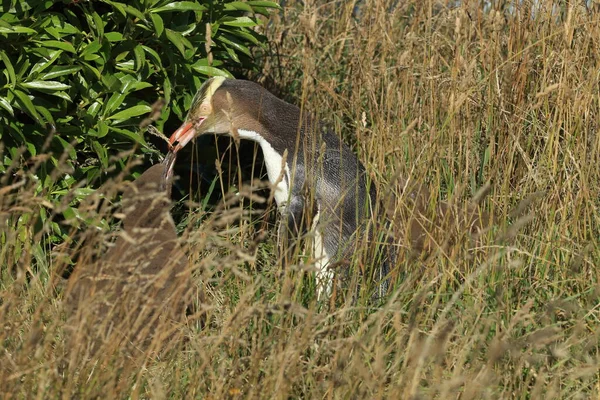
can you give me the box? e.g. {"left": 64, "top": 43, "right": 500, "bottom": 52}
{"left": 1, "top": 0, "right": 599, "bottom": 398}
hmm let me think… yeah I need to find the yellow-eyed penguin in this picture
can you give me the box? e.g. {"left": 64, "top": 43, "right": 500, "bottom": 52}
{"left": 169, "top": 77, "right": 389, "bottom": 298}
{"left": 65, "top": 154, "right": 201, "bottom": 357}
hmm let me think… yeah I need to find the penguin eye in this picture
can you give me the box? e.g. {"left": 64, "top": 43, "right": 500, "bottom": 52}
{"left": 199, "top": 103, "right": 212, "bottom": 115}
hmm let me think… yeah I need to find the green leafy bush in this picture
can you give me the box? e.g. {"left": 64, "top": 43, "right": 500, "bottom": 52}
{"left": 0, "top": 0, "right": 279, "bottom": 242}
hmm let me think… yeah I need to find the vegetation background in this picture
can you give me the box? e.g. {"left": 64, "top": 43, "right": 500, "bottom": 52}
{"left": 1, "top": 0, "right": 599, "bottom": 398}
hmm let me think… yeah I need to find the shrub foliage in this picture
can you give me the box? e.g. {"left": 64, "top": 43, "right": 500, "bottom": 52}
{"left": 0, "top": 0, "right": 279, "bottom": 169}
{"left": 0, "top": 0, "right": 278, "bottom": 241}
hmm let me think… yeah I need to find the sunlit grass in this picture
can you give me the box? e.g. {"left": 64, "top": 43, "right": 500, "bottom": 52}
{"left": 1, "top": 0, "right": 599, "bottom": 398}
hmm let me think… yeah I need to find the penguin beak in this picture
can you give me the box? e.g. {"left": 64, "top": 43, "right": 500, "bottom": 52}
{"left": 169, "top": 119, "right": 204, "bottom": 152}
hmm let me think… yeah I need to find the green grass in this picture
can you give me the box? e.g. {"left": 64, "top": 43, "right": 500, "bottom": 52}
{"left": 2, "top": 0, "right": 600, "bottom": 398}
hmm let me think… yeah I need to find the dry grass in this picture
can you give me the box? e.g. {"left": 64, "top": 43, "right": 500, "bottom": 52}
{"left": 2, "top": 0, "right": 600, "bottom": 398}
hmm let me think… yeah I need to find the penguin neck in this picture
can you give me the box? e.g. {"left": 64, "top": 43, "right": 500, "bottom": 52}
{"left": 220, "top": 85, "right": 309, "bottom": 208}
{"left": 237, "top": 129, "right": 291, "bottom": 208}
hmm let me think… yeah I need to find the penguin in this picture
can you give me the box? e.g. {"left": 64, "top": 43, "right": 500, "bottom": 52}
{"left": 169, "top": 77, "right": 389, "bottom": 298}
{"left": 65, "top": 155, "right": 202, "bottom": 358}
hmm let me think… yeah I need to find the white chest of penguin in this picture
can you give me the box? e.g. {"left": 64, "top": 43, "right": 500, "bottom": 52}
{"left": 237, "top": 129, "right": 290, "bottom": 208}
{"left": 237, "top": 129, "right": 331, "bottom": 295}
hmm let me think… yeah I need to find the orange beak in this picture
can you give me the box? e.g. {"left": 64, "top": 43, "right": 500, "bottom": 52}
{"left": 168, "top": 119, "right": 204, "bottom": 152}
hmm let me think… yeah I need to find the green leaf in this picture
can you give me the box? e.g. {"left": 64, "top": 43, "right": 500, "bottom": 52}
{"left": 217, "top": 34, "right": 251, "bottom": 56}
{"left": 191, "top": 64, "right": 233, "bottom": 78}
{"left": 0, "top": 51, "right": 16, "bottom": 85}
{"left": 165, "top": 29, "right": 188, "bottom": 56}
{"left": 104, "top": 1, "right": 146, "bottom": 20}
{"left": 201, "top": 175, "right": 219, "bottom": 211}
{"left": 74, "top": 184, "right": 99, "bottom": 198}
{"left": 92, "top": 12, "right": 104, "bottom": 38}
{"left": 21, "top": 80, "right": 71, "bottom": 91}
{"left": 246, "top": 6, "right": 271, "bottom": 17}
{"left": 92, "top": 141, "right": 108, "bottom": 168}
{"left": 87, "top": 101, "right": 102, "bottom": 117}
{"left": 55, "top": 135, "right": 77, "bottom": 159}
{"left": 107, "top": 126, "right": 145, "bottom": 144}
{"left": 44, "top": 26, "right": 61, "bottom": 40}
{"left": 30, "top": 50, "right": 63, "bottom": 76}
{"left": 0, "top": 97, "right": 14, "bottom": 116}
{"left": 81, "top": 40, "right": 102, "bottom": 61}
{"left": 116, "top": 60, "right": 135, "bottom": 72}
{"left": 226, "top": 45, "right": 241, "bottom": 63}
{"left": 144, "top": 0, "right": 163, "bottom": 8}
{"left": 16, "top": 58, "right": 31, "bottom": 80}
{"left": 106, "top": 0, "right": 126, "bottom": 17}
{"left": 123, "top": 80, "right": 152, "bottom": 93}
{"left": 62, "top": 206, "right": 78, "bottom": 224}
{"left": 80, "top": 61, "right": 102, "bottom": 80}
{"left": 37, "top": 40, "right": 76, "bottom": 53}
{"left": 222, "top": 16, "right": 262, "bottom": 28}
{"left": 26, "top": 142, "right": 37, "bottom": 157}
{"left": 0, "top": 26, "right": 37, "bottom": 34}
{"left": 245, "top": 1, "right": 281, "bottom": 16}
{"left": 192, "top": 58, "right": 210, "bottom": 67}
{"left": 124, "top": 4, "right": 147, "bottom": 20}
{"left": 47, "top": 91, "right": 72, "bottom": 101}
{"left": 50, "top": 92, "right": 73, "bottom": 102}
{"left": 96, "top": 121, "right": 109, "bottom": 138}
{"left": 149, "top": 13, "right": 164, "bottom": 37}
{"left": 40, "top": 65, "right": 82, "bottom": 80}
{"left": 36, "top": 105, "right": 55, "bottom": 125}
{"left": 221, "top": 27, "right": 261, "bottom": 45}
{"left": 13, "top": 89, "right": 43, "bottom": 124}
{"left": 107, "top": 104, "right": 152, "bottom": 121}
{"left": 57, "top": 22, "right": 79, "bottom": 35}
{"left": 104, "top": 32, "right": 124, "bottom": 42}
{"left": 141, "top": 45, "right": 163, "bottom": 68}
{"left": 151, "top": 2, "right": 206, "bottom": 13}
{"left": 133, "top": 45, "right": 145, "bottom": 71}
{"left": 103, "top": 92, "right": 126, "bottom": 116}
{"left": 247, "top": 1, "right": 281, "bottom": 9}
{"left": 224, "top": 2, "right": 254, "bottom": 12}
{"left": 163, "top": 75, "right": 172, "bottom": 104}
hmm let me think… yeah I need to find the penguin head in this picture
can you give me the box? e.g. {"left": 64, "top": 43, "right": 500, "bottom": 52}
{"left": 169, "top": 77, "right": 280, "bottom": 152}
